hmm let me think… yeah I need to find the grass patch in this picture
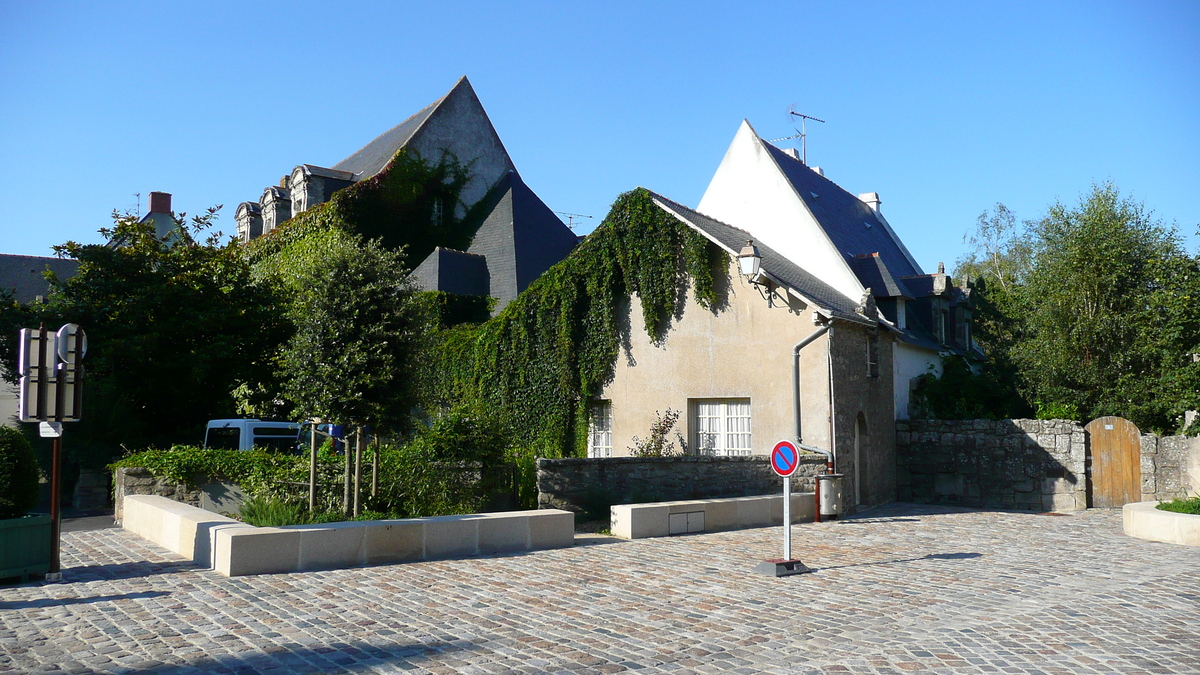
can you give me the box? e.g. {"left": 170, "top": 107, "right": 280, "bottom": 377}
{"left": 1156, "top": 495, "right": 1200, "bottom": 515}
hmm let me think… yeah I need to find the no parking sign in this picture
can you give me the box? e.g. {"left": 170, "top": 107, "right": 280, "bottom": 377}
{"left": 771, "top": 440, "right": 799, "bottom": 477}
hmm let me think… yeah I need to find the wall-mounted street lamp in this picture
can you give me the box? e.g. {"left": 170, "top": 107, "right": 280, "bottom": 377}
{"left": 738, "top": 240, "right": 762, "bottom": 280}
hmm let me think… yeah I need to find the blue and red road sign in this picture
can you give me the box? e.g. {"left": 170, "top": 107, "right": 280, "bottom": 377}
{"left": 771, "top": 440, "right": 800, "bottom": 477}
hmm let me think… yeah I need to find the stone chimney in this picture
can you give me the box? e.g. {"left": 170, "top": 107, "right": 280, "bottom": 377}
{"left": 782, "top": 148, "right": 801, "bottom": 161}
{"left": 148, "top": 191, "right": 172, "bottom": 214}
{"left": 858, "top": 192, "right": 881, "bottom": 213}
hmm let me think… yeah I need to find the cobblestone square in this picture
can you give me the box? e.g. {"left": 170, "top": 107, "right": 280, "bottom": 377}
{"left": 2, "top": 503, "right": 1198, "bottom": 674}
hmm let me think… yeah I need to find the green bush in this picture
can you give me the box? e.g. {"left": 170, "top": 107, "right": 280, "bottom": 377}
{"left": 1157, "top": 495, "right": 1200, "bottom": 515}
{"left": 0, "top": 426, "right": 40, "bottom": 519}
{"left": 239, "top": 496, "right": 308, "bottom": 527}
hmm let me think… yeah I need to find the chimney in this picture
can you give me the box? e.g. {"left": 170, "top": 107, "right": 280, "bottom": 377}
{"left": 858, "top": 192, "right": 881, "bottom": 213}
{"left": 782, "top": 148, "right": 801, "bottom": 161}
{"left": 148, "top": 191, "right": 172, "bottom": 214}
{"left": 810, "top": 166, "right": 824, "bottom": 177}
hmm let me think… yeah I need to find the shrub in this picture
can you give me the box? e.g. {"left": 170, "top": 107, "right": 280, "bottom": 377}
{"left": 0, "top": 426, "right": 40, "bottom": 519}
{"left": 1157, "top": 495, "right": 1200, "bottom": 515}
{"left": 239, "top": 496, "right": 308, "bottom": 527}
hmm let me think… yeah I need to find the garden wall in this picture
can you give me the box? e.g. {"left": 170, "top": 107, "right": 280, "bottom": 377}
{"left": 113, "top": 467, "right": 245, "bottom": 521}
{"left": 896, "top": 419, "right": 1200, "bottom": 511}
{"left": 536, "top": 455, "right": 825, "bottom": 514}
{"left": 896, "top": 419, "right": 1088, "bottom": 511}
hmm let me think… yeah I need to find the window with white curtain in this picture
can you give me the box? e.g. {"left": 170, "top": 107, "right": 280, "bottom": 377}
{"left": 587, "top": 401, "right": 613, "bottom": 458}
{"left": 691, "top": 398, "right": 752, "bottom": 456}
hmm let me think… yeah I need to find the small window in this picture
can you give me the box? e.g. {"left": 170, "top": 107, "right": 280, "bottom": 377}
{"left": 587, "top": 401, "right": 612, "bottom": 458}
{"left": 866, "top": 334, "right": 879, "bottom": 378}
{"left": 692, "top": 398, "right": 752, "bottom": 456}
{"left": 205, "top": 427, "right": 240, "bottom": 450}
{"left": 431, "top": 199, "right": 444, "bottom": 227}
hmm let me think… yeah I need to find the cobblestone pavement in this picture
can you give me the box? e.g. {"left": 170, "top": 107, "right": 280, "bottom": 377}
{"left": 2, "top": 503, "right": 1199, "bottom": 674}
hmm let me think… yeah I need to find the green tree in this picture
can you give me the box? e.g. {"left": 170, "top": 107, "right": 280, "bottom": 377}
{"left": 256, "top": 229, "right": 427, "bottom": 432}
{"left": 1, "top": 209, "right": 285, "bottom": 465}
{"left": 1016, "top": 183, "right": 1200, "bottom": 430}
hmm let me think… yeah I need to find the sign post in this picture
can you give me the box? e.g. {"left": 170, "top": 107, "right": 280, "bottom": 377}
{"left": 18, "top": 323, "right": 86, "bottom": 583}
{"left": 755, "top": 440, "right": 812, "bottom": 577}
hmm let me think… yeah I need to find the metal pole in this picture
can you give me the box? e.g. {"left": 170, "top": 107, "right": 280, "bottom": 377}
{"left": 783, "top": 475, "right": 792, "bottom": 561}
{"left": 49, "top": 436, "right": 61, "bottom": 578}
{"left": 308, "top": 425, "right": 317, "bottom": 512}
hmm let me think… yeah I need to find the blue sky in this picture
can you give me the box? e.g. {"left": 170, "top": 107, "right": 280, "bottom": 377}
{"left": 2, "top": 1, "right": 1197, "bottom": 276}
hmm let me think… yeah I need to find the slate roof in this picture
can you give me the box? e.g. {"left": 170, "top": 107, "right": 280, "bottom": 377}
{"left": 762, "top": 142, "right": 922, "bottom": 283}
{"left": 648, "top": 191, "right": 866, "bottom": 322}
{"left": 332, "top": 97, "right": 441, "bottom": 180}
{"left": 410, "top": 247, "right": 489, "bottom": 297}
{"left": 0, "top": 254, "right": 78, "bottom": 303}
{"left": 849, "top": 253, "right": 913, "bottom": 299}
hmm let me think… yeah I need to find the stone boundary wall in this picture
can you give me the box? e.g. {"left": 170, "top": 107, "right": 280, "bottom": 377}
{"left": 1138, "top": 434, "right": 1200, "bottom": 502}
{"left": 896, "top": 419, "right": 1088, "bottom": 511}
{"left": 897, "top": 419, "right": 1200, "bottom": 512}
{"left": 536, "top": 455, "right": 825, "bottom": 513}
{"left": 114, "top": 467, "right": 205, "bottom": 521}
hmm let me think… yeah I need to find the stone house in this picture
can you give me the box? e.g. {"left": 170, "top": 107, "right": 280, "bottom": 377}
{"left": 235, "top": 76, "right": 577, "bottom": 313}
{"left": 588, "top": 121, "right": 977, "bottom": 512}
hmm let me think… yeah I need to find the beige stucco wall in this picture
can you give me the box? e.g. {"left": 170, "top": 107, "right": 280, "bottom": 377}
{"left": 601, "top": 259, "right": 830, "bottom": 458}
{"left": 599, "top": 258, "right": 896, "bottom": 513}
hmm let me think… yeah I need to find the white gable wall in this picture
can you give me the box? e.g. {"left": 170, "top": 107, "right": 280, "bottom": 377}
{"left": 698, "top": 121, "right": 865, "bottom": 304}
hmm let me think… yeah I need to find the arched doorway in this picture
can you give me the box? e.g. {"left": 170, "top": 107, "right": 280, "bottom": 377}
{"left": 1084, "top": 416, "right": 1141, "bottom": 508}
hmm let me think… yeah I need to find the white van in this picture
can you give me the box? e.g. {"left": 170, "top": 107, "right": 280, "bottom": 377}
{"left": 204, "top": 419, "right": 300, "bottom": 453}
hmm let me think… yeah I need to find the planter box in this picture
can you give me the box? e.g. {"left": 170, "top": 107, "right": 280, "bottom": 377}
{"left": 0, "top": 514, "right": 51, "bottom": 582}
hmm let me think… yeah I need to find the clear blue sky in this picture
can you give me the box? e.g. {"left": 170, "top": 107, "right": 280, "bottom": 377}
{"left": 2, "top": 1, "right": 1197, "bottom": 275}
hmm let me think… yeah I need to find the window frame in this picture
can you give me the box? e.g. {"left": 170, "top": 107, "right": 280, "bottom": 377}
{"left": 690, "top": 398, "right": 752, "bottom": 456}
{"left": 587, "top": 400, "right": 613, "bottom": 458}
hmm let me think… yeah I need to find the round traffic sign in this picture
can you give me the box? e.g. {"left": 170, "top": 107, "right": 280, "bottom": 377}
{"left": 771, "top": 440, "right": 800, "bottom": 477}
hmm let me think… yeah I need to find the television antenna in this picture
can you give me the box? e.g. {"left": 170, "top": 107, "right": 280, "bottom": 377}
{"left": 770, "top": 106, "right": 826, "bottom": 165}
{"left": 555, "top": 211, "right": 592, "bottom": 230}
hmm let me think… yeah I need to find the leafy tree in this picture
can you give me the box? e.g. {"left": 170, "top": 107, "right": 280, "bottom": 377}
{"left": 0, "top": 209, "right": 285, "bottom": 465}
{"left": 256, "top": 229, "right": 427, "bottom": 432}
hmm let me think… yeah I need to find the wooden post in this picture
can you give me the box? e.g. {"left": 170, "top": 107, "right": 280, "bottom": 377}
{"left": 342, "top": 429, "right": 352, "bottom": 516}
{"left": 353, "top": 427, "right": 363, "bottom": 517}
{"left": 308, "top": 424, "right": 317, "bottom": 512}
{"left": 371, "top": 435, "right": 379, "bottom": 498}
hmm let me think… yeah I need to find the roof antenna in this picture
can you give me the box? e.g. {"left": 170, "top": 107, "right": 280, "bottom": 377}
{"left": 787, "top": 107, "right": 826, "bottom": 165}
{"left": 555, "top": 211, "right": 592, "bottom": 230}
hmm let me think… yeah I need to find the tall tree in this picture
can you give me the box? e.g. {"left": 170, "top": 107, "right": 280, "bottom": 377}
{"left": 4, "top": 209, "right": 285, "bottom": 464}
{"left": 1016, "top": 183, "right": 1200, "bottom": 429}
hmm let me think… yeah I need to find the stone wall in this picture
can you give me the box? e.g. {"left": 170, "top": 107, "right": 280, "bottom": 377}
{"left": 898, "top": 419, "right": 1200, "bottom": 512}
{"left": 1139, "top": 434, "right": 1200, "bottom": 502}
{"left": 536, "top": 455, "right": 825, "bottom": 514}
{"left": 114, "top": 467, "right": 204, "bottom": 521}
{"left": 896, "top": 419, "right": 1088, "bottom": 511}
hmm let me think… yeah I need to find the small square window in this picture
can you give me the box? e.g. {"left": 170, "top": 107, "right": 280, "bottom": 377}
{"left": 691, "top": 398, "right": 751, "bottom": 456}
{"left": 866, "top": 334, "right": 879, "bottom": 378}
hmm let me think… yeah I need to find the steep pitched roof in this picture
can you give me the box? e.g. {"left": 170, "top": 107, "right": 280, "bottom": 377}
{"left": 0, "top": 254, "right": 78, "bottom": 303}
{"left": 467, "top": 171, "right": 577, "bottom": 312}
{"left": 648, "top": 191, "right": 866, "bottom": 322}
{"left": 849, "top": 253, "right": 913, "bottom": 299}
{"left": 332, "top": 96, "right": 443, "bottom": 179}
{"left": 331, "top": 76, "right": 514, "bottom": 185}
{"left": 761, "top": 142, "right": 922, "bottom": 281}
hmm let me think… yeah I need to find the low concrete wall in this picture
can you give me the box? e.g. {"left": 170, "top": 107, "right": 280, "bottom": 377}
{"left": 611, "top": 493, "right": 816, "bottom": 539}
{"left": 122, "top": 495, "right": 575, "bottom": 577}
{"left": 1123, "top": 501, "right": 1200, "bottom": 547}
{"left": 538, "top": 455, "right": 825, "bottom": 514}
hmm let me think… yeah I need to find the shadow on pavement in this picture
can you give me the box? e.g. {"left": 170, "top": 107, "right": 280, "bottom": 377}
{"left": 0, "top": 590, "right": 169, "bottom": 610}
{"left": 61, "top": 560, "right": 200, "bottom": 583}
{"left": 100, "top": 638, "right": 469, "bottom": 674}
{"left": 813, "top": 551, "right": 982, "bottom": 572}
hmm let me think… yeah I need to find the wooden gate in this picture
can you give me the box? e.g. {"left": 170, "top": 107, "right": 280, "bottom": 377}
{"left": 1084, "top": 416, "right": 1141, "bottom": 508}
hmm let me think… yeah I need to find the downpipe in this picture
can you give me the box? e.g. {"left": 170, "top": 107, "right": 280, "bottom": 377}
{"left": 792, "top": 318, "right": 832, "bottom": 521}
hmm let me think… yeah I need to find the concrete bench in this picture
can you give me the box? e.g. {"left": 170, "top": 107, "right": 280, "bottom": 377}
{"left": 1123, "top": 501, "right": 1200, "bottom": 547}
{"left": 122, "top": 495, "right": 575, "bottom": 576}
{"left": 610, "top": 493, "right": 815, "bottom": 539}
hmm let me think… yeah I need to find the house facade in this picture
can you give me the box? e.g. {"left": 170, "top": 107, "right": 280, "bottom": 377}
{"left": 586, "top": 121, "right": 975, "bottom": 511}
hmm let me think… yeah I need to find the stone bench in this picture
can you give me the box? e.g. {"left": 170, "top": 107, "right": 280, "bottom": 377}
{"left": 122, "top": 495, "right": 575, "bottom": 576}
{"left": 1123, "top": 500, "right": 1200, "bottom": 547}
{"left": 610, "top": 493, "right": 816, "bottom": 539}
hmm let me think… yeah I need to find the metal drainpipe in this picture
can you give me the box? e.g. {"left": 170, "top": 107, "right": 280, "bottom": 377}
{"left": 793, "top": 319, "right": 831, "bottom": 522}
{"left": 823, "top": 324, "right": 838, "bottom": 521}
